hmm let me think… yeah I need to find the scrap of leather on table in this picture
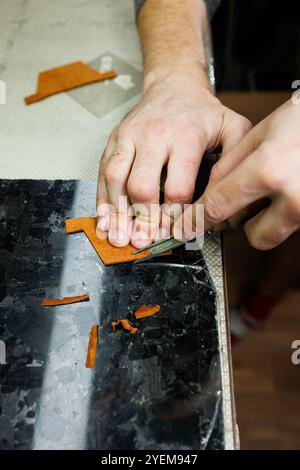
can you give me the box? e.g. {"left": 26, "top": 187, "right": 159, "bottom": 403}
{"left": 134, "top": 304, "right": 160, "bottom": 319}
{"left": 40, "top": 293, "right": 89, "bottom": 307}
{"left": 65, "top": 217, "right": 153, "bottom": 265}
{"left": 24, "top": 61, "right": 117, "bottom": 105}
{"left": 86, "top": 324, "right": 99, "bottom": 368}
{"left": 111, "top": 319, "right": 137, "bottom": 335}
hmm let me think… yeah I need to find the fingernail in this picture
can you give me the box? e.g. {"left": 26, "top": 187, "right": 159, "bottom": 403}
{"left": 160, "top": 227, "right": 170, "bottom": 239}
{"left": 173, "top": 225, "right": 198, "bottom": 241}
{"left": 131, "top": 229, "right": 151, "bottom": 249}
{"left": 154, "top": 227, "right": 170, "bottom": 241}
{"left": 173, "top": 227, "right": 184, "bottom": 241}
{"left": 173, "top": 204, "right": 204, "bottom": 241}
{"left": 109, "top": 228, "right": 127, "bottom": 246}
{"left": 97, "top": 216, "right": 109, "bottom": 233}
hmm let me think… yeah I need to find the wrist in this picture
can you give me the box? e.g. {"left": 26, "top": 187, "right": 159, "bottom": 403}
{"left": 143, "top": 62, "right": 212, "bottom": 95}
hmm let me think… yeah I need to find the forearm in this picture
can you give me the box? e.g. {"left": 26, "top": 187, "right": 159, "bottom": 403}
{"left": 137, "top": 0, "right": 210, "bottom": 92}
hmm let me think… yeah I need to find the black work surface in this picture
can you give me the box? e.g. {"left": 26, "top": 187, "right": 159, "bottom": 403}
{"left": 0, "top": 180, "right": 224, "bottom": 450}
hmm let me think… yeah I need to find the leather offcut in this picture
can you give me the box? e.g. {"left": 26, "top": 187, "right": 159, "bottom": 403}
{"left": 25, "top": 61, "right": 117, "bottom": 105}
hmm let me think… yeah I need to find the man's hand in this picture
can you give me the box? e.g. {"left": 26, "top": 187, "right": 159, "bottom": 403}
{"left": 97, "top": 68, "right": 250, "bottom": 248}
{"left": 96, "top": 0, "right": 251, "bottom": 248}
{"left": 174, "top": 99, "right": 300, "bottom": 250}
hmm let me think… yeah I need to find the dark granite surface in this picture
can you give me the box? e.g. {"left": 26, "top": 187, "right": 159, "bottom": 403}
{"left": 0, "top": 180, "right": 224, "bottom": 450}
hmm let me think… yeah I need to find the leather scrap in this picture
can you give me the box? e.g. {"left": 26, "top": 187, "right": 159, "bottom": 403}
{"left": 111, "top": 319, "right": 137, "bottom": 335}
{"left": 65, "top": 217, "right": 152, "bottom": 265}
{"left": 41, "top": 293, "right": 89, "bottom": 307}
{"left": 134, "top": 304, "right": 160, "bottom": 319}
{"left": 86, "top": 324, "right": 99, "bottom": 368}
{"left": 25, "top": 61, "right": 117, "bottom": 105}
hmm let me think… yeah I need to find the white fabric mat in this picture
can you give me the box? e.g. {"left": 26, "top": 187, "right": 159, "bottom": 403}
{"left": 0, "top": 0, "right": 142, "bottom": 180}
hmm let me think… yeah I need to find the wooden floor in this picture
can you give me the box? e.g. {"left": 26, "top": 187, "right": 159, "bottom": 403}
{"left": 232, "top": 291, "right": 300, "bottom": 449}
{"left": 224, "top": 228, "right": 300, "bottom": 449}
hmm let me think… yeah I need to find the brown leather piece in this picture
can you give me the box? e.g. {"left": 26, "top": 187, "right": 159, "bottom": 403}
{"left": 111, "top": 319, "right": 137, "bottom": 335}
{"left": 65, "top": 217, "right": 153, "bottom": 265}
{"left": 86, "top": 324, "right": 99, "bottom": 368}
{"left": 134, "top": 304, "right": 160, "bottom": 319}
{"left": 25, "top": 61, "right": 117, "bottom": 105}
{"left": 41, "top": 293, "right": 89, "bottom": 307}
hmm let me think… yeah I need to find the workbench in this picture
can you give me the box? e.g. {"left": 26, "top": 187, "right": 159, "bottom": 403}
{"left": 0, "top": 0, "right": 237, "bottom": 450}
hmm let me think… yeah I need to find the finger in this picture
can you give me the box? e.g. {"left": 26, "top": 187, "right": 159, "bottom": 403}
{"left": 161, "top": 136, "right": 207, "bottom": 240}
{"left": 216, "top": 198, "right": 271, "bottom": 230}
{"left": 104, "top": 137, "right": 135, "bottom": 246}
{"left": 220, "top": 111, "right": 252, "bottom": 155}
{"left": 127, "top": 142, "right": 167, "bottom": 248}
{"left": 173, "top": 149, "right": 269, "bottom": 241}
{"left": 208, "top": 118, "right": 264, "bottom": 187}
{"left": 207, "top": 117, "right": 267, "bottom": 228}
{"left": 244, "top": 196, "right": 300, "bottom": 250}
{"left": 96, "top": 132, "right": 117, "bottom": 236}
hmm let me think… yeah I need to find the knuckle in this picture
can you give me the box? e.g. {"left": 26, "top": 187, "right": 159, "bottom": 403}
{"left": 259, "top": 167, "right": 285, "bottom": 192}
{"left": 116, "top": 124, "right": 131, "bottom": 140}
{"left": 136, "top": 152, "right": 160, "bottom": 171}
{"left": 144, "top": 118, "right": 166, "bottom": 140}
{"left": 110, "top": 148, "right": 129, "bottom": 162}
{"left": 99, "top": 157, "right": 108, "bottom": 177}
{"left": 246, "top": 233, "right": 270, "bottom": 251}
{"left": 239, "top": 115, "right": 253, "bottom": 133}
{"left": 99, "top": 129, "right": 121, "bottom": 174}
{"left": 110, "top": 126, "right": 119, "bottom": 139}
{"left": 256, "top": 144, "right": 285, "bottom": 190}
{"left": 224, "top": 109, "right": 252, "bottom": 134}
{"left": 285, "top": 195, "right": 300, "bottom": 221}
{"left": 127, "top": 175, "right": 157, "bottom": 202}
{"left": 100, "top": 146, "right": 111, "bottom": 165}
{"left": 246, "top": 222, "right": 290, "bottom": 251}
{"left": 104, "top": 160, "right": 124, "bottom": 185}
{"left": 247, "top": 231, "right": 280, "bottom": 251}
{"left": 291, "top": 204, "right": 300, "bottom": 222}
{"left": 165, "top": 182, "right": 194, "bottom": 204}
{"left": 104, "top": 147, "right": 132, "bottom": 184}
{"left": 105, "top": 168, "right": 123, "bottom": 185}
{"left": 202, "top": 193, "right": 224, "bottom": 225}
{"left": 182, "top": 126, "right": 203, "bottom": 145}
{"left": 209, "top": 162, "right": 223, "bottom": 184}
{"left": 255, "top": 165, "right": 271, "bottom": 190}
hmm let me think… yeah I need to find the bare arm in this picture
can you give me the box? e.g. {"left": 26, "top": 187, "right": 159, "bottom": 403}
{"left": 97, "top": 0, "right": 250, "bottom": 248}
{"left": 139, "top": 0, "right": 208, "bottom": 89}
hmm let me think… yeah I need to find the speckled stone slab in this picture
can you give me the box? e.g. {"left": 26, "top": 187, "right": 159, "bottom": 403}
{"left": 0, "top": 180, "right": 226, "bottom": 450}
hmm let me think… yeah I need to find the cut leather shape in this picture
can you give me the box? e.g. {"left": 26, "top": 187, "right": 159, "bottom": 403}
{"left": 65, "top": 217, "right": 153, "bottom": 265}
{"left": 25, "top": 61, "right": 117, "bottom": 105}
{"left": 111, "top": 320, "right": 137, "bottom": 335}
{"left": 86, "top": 324, "right": 99, "bottom": 369}
{"left": 134, "top": 304, "right": 160, "bottom": 319}
{"left": 41, "top": 293, "right": 89, "bottom": 307}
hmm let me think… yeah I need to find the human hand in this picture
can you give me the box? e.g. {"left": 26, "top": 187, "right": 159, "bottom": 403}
{"left": 96, "top": 66, "right": 251, "bottom": 248}
{"left": 174, "top": 99, "right": 300, "bottom": 250}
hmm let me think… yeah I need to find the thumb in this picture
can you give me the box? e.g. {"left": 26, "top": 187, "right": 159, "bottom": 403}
{"left": 209, "top": 114, "right": 267, "bottom": 188}
{"left": 221, "top": 110, "right": 252, "bottom": 155}
{"left": 173, "top": 146, "right": 267, "bottom": 241}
